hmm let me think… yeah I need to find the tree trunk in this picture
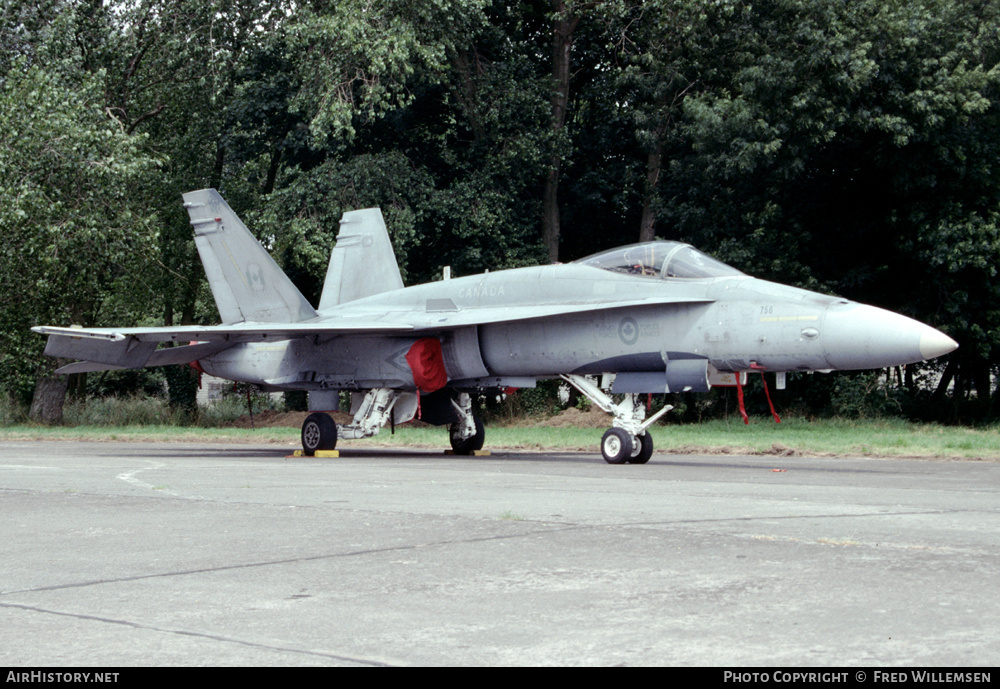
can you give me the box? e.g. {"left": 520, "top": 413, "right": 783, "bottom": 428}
{"left": 932, "top": 359, "right": 957, "bottom": 401}
{"left": 29, "top": 372, "right": 69, "bottom": 425}
{"left": 264, "top": 145, "right": 283, "bottom": 196}
{"left": 972, "top": 358, "right": 992, "bottom": 406}
{"left": 543, "top": 165, "right": 562, "bottom": 261}
{"left": 639, "top": 144, "right": 663, "bottom": 242}
{"left": 543, "top": 3, "right": 579, "bottom": 263}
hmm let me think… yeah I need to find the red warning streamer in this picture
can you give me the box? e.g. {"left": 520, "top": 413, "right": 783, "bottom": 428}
{"left": 760, "top": 372, "right": 781, "bottom": 423}
{"left": 735, "top": 374, "right": 750, "bottom": 425}
{"left": 750, "top": 363, "right": 781, "bottom": 424}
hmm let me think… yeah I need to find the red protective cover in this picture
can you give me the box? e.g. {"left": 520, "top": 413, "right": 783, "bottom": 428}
{"left": 405, "top": 338, "right": 449, "bottom": 392}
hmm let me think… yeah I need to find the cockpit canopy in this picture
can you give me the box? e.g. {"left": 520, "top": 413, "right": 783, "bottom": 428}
{"left": 574, "top": 241, "right": 744, "bottom": 279}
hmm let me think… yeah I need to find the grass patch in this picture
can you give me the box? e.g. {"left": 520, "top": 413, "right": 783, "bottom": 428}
{"left": 2, "top": 409, "right": 999, "bottom": 460}
{"left": 498, "top": 510, "right": 526, "bottom": 521}
{"left": 0, "top": 423, "right": 301, "bottom": 444}
{"left": 63, "top": 395, "right": 180, "bottom": 427}
{"left": 649, "top": 417, "right": 1000, "bottom": 460}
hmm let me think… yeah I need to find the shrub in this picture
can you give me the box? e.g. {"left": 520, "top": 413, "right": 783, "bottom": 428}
{"left": 63, "top": 395, "right": 179, "bottom": 426}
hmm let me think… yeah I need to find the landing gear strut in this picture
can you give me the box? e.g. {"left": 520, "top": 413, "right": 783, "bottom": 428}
{"left": 449, "top": 392, "right": 485, "bottom": 455}
{"left": 561, "top": 374, "right": 671, "bottom": 465}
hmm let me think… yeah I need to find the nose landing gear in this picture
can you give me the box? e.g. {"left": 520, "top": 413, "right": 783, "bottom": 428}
{"left": 562, "top": 374, "right": 670, "bottom": 464}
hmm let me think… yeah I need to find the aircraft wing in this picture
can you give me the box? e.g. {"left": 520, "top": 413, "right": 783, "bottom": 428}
{"left": 34, "top": 294, "right": 709, "bottom": 344}
{"left": 34, "top": 295, "right": 710, "bottom": 372}
{"left": 32, "top": 320, "right": 414, "bottom": 344}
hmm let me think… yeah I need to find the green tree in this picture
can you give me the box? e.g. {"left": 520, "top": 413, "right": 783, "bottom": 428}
{"left": 82, "top": 0, "right": 294, "bottom": 412}
{"left": 6, "top": 0, "right": 997, "bottom": 423}
{"left": 612, "top": 0, "right": 741, "bottom": 242}
{"left": 542, "top": 0, "right": 619, "bottom": 261}
{"left": 249, "top": 0, "right": 549, "bottom": 288}
{"left": 662, "top": 0, "right": 1000, "bottom": 417}
{"left": 0, "top": 62, "right": 160, "bottom": 421}
{"left": 413, "top": 1, "right": 551, "bottom": 275}
{"left": 289, "top": 0, "right": 490, "bottom": 145}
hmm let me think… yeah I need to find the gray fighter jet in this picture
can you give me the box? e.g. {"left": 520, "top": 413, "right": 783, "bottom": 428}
{"left": 34, "top": 189, "right": 958, "bottom": 463}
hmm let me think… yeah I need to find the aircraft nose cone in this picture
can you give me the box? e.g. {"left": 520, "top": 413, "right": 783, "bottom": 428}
{"left": 822, "top": 303, "right": 957, "bottom": 370}
{"left": 919, "top": 330, "right": 959, "bottom": 361}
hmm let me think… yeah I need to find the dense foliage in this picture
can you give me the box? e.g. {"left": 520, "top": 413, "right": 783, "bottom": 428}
{"left": 1, "top": 0, "right": 998, "bottom": 422}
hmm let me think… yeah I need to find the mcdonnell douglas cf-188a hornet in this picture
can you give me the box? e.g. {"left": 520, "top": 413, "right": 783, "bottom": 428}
{"left": 34, "top": 189, "right": 958, "bottom": 463}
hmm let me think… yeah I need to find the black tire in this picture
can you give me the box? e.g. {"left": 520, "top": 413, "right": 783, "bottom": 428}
{"left": 450, "top": 415, "right": 485, "bottom": 455}
{"left": 627, "top": 432, "right": 654, "bottom": 464}
{"left": 301, "top": 412, "right": 337, "bottom": 455}
{"left": 601, "top": 427, "right": 633, "bottom": 464}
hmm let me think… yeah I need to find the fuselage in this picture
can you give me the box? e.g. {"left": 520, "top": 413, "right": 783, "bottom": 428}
{"left": 199, "top": 256, "right": 954, "bottom": 393}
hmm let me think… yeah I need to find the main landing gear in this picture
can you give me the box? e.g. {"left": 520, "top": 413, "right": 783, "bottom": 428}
{"left": 301, "top": 412, "right": 338, "bottom": 454}
{"left": 561, "top": 374, "right": 671, "bottom": 464}
{"left": 298, "top": 388, "right": 485, "bottom": 456}
{"left": 299, "top": 387, "right": 401, "bottom": 455}
{"left": 448, "top": 392, "right": 485, "bottom": 455}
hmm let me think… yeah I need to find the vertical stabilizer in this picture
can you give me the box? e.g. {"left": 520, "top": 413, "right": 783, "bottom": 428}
{"left": 318, "top": 208, "right": 404, "bottom": 310}
{"left": 183, "top": 189, "right": 318, "bottom": 324}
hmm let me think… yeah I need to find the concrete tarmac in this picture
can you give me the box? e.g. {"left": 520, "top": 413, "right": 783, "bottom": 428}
{"left": 1, "top": 440, "right": 998, "bottom": 667}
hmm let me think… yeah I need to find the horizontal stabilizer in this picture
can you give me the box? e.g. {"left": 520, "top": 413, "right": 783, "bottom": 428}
{"left": 55, "top": 361, "right": 126, "bottom": 374}
{"left": 44, "top": 332, "right": 157, "bottom": 369}
{"left": 54, "top": 341, "right": 233, "bottom": 374}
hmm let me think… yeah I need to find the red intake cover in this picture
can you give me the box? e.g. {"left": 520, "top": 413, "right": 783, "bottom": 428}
{"left": 405, "top": 338, "right": 449, "bottom": 392}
